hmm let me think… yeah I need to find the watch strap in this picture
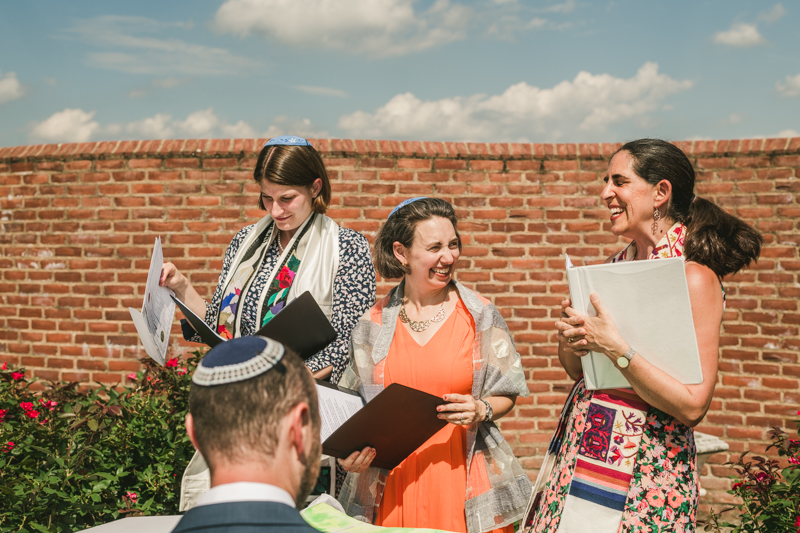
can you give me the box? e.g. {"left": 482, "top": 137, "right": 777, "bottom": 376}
{"left": 623, "top": 347, "right": 636, "bottom": 361}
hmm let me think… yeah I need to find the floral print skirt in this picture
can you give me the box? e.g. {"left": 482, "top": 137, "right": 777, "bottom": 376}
{"left": 529, "top": 380, "right": 698, "bottom": 533}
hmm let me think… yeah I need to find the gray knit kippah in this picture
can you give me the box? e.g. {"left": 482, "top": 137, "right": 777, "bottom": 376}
{"left": 192, "top": 336, "right": 285, "bottom": 387}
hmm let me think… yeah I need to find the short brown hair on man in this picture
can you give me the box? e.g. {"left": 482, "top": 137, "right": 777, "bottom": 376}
{"left": 253, "top": 144, "right": 332, "bottom": 214}
{"left": 373, "top": 197, "right": 462, "bottom": 280}
{"left": 188, "top": 348, "right": 319, "bottom": 470}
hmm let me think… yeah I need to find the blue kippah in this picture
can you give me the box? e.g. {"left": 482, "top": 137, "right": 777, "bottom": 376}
{"left": 264, "top": 136, "right": 312, "bottom": 147}
{"left": 389, "top": 197, "right": 428, "bottom": 218}
{"left": 192, "top": 336, "right": 285, "bottom": 386}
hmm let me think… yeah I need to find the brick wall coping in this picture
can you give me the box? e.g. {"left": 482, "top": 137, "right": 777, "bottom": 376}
{"left": 2, "top": 137, "right": 800, "bottom": 161}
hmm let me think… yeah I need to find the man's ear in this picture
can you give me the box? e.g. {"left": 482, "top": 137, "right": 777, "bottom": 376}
{"left": 287, "top": 402, "right": 313, "bottom": 461}
{"left": 186, "top": 413, "right": 199, "bottom": 451}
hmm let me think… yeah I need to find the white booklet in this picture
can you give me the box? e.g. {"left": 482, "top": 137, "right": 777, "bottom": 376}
{"left": 315, "top": 381, "right": 365, "bottom": 442}
{"left": 565, "top": 255, "right": 703, "bottom": 390}
{"left": 129, "top": 237, "right": 176, "bottom": 366}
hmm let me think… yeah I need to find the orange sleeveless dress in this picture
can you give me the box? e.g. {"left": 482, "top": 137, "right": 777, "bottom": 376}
{"left": 376, "top": 299, "right": 513, "bottom": 533}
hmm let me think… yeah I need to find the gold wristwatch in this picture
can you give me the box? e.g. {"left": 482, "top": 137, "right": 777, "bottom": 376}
{"left": 616, "top": 347, "right": 636, "bottom": 369}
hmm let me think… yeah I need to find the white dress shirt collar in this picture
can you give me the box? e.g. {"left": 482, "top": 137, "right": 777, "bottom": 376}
{"left": 194, "top": 482, "right": 295, "bottom": 509}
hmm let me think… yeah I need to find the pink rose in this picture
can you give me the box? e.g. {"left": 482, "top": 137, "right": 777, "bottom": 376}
{"left": 11, "top": 372, "right": 24, "bottom": 380}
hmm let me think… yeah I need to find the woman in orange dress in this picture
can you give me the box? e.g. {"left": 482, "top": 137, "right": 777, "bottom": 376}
{"left": 337, "top": 198, "right": 532, "bottom": 533}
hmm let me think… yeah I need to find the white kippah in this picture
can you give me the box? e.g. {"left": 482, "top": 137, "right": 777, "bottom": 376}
{"left": 192, "top": 336, "right": 285, "bottom": 387}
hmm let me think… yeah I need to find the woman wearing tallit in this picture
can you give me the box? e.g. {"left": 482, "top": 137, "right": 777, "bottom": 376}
{"left": 161, "top": 135, "right": 376, "bottom": 383}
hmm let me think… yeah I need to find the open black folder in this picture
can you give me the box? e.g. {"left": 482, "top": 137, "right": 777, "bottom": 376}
{"left": 317, "top": 381, "right": 448, "bottom": 470}
{"left": 171, "top": 291, "right": 337, "bottom": 360}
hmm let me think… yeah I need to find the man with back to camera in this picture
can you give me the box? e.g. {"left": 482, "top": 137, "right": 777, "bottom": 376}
{"left": 172, "top": 335, "right": 322, "bottom": 533}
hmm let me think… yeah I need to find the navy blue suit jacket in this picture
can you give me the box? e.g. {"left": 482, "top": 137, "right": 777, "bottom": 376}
{"left": 171, "top": 501, "right": 320, "bottom": 533}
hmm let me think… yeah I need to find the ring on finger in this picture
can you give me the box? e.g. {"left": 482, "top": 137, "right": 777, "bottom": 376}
{"left": 568, "top": 336, "right": 577, "bottom": 343}
{"left": 460, "top": 413, "right": 464, "bottom": 423}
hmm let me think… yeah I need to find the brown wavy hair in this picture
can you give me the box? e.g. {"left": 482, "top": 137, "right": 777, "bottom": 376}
{"left": 617, "top": 139, "right": 763, "bottom": 278}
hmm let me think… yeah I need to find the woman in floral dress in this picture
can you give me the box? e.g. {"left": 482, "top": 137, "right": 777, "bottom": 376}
{"left": 161, "top": 136, "right": 376, "bottom": 383}
{"left": 526, "top": 139, "right": 763, "bottom": 533}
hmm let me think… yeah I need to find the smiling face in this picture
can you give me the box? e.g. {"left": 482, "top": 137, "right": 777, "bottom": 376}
{"left": 260, "top": 179, "right": 322, "bottom": 235}
{"left": 396, "top": 216, "right": 461, "bottom": 293}
{"left": 601, "top": 150, "right": 662, "bottom": 240}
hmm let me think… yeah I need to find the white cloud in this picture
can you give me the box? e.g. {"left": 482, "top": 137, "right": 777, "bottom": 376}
{"left": 128, "top": 78, "right": 190, "bottom": 98}
{"left": 31, "top": 108, "right": 101, "bottom": 143}
{"left": 541, "top": 0, "right": 576, "bottom": 14}
{"left": 776, "top": 73, "right": 800, "bottom": 97}
{"left": 31, "top": 107, "right": 259, "bottom": 142}
{"left": 68, "top": 16, "right": 257, "bottom": 75}
{"left": 124, "top": 113, "right": 175, "bottom": 138}
{"left": 720, "top": 113, "right": 745, "bottom": 126}
{"left": 297, "top": 85, "right": 348, "bottom": 98}
{"left": 214, "top": 0, "right": 471, "bottom": 57}
{"left": 713, "top": 23, "right": 767, "bottom": 48}
{"left": 264, "top": 116, "right": 329, "bottom": 139}
{"left": 175, "top": 108, "right": 220, "bottom": 137}
{"left": 0, "top": 70, "right": 25, "bottom": 104}
{"left": 752, "top": 129, "right": 800, "bottom": 139}
{"left": 758, "top": 4, "right": 785, "bottom": 23}
{"left": 222, "top": 120, "right": 258, "bottom": 138}
{"left": 339, "top": 62, "right": 692, "bottom": 142}
{"left": 527, "top": 17, "right": 548, "bottom": 28}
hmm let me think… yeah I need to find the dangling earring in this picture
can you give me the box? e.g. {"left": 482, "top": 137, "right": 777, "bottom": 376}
{"left": 651, "top": 206, "right": 661, "bottom": 235}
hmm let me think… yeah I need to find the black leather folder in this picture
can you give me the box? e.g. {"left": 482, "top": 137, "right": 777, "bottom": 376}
{"left": 321, "top": 383, "right": 448, "bottom": 470}
{"left": 171, "top": 291, "right": 337, "bottom": 360}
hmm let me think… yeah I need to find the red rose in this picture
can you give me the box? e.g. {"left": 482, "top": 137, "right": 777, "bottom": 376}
{"left": 277, "top": 266, "right": 295, "bottom": 289}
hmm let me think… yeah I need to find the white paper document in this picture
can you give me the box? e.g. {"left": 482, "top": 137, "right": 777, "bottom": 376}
{"left": 129, "top": 237, "right": 176, "bottom": 366}
{"left": 315, "top": 383, "right": 365, "bottom": 443}
{"left": 565, "top": 255, "right": 703, "bottom": 390}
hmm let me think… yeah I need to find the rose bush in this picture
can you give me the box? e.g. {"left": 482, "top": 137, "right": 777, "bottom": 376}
{"left": 704, "top": 413, "right": 800, "bottom": 533}
{"left": 0, "top": 353, "right": 200, "bottom": 532}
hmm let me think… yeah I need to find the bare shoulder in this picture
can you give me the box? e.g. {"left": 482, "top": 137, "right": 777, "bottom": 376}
{"left": 684, "top": 262, "right": 721, "bottom": 300}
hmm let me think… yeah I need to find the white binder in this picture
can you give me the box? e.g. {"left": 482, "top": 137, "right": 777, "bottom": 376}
{"left": 565, "top": 255, "right": 703, "bottom": 390}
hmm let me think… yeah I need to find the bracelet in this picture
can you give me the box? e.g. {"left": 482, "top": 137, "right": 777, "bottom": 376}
{"left": 479, "top": 398, "right": 493, "bottom": 423}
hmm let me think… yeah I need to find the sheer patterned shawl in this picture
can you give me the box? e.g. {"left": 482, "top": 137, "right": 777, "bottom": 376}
{"left": 337, "top": 280, "right": 532, "bottom": 533}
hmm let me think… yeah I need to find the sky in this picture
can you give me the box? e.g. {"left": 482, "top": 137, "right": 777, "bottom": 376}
{"left": 0, "top": 0, "right": 798, "bottom": 147}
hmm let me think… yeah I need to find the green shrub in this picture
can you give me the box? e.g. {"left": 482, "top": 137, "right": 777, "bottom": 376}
{"left": 703, "top": 413, "right": 800, "bottom": 533}
{"left": 0, "top": 352, "right": 201, "bottom": 532}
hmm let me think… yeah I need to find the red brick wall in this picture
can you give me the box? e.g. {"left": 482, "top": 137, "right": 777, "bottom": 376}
{"left": 1, "top": 137, "right": 799, "bottom": 517}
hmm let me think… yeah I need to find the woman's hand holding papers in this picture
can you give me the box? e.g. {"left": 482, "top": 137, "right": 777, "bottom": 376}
{"left": 563, "top": 293, "right": 629, "bottom": 362}
{"left": 339, "top": 446, "right": 376, "bottom": 473}
{"left": 160, "top": 262, "right": 207, "bottom": 322}
{"left": 555, "top": 298, "right": 589, "bottom": 380}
